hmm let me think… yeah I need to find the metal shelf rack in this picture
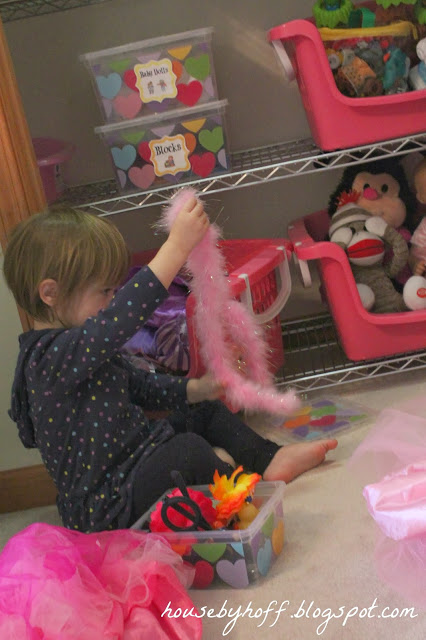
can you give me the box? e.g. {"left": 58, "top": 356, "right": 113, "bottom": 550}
{"left": 62, "top": 131, "right": 426, "bottom": 216}
{"left": 62, "top": 132, "right": 426, "bottom": 391}
{"left": 277, "top": 314, "right": 426, "bottom": 393}
{"left": 0, "top": 0, "right": 110, "bottom": 22}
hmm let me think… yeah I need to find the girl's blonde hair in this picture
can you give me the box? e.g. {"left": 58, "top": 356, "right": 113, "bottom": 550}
{"left": 3, "top": 206, "right": 130, "bottom": 322}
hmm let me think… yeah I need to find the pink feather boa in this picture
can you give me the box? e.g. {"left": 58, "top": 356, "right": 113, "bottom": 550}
{"left": 160, "top": 188, "right": 300, "bottom": 415}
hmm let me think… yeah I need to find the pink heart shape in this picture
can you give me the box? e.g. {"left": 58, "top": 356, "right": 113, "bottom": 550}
{"left": 137, "top": 141, "right": 152, "bottom": 163}
{"left": 113, "top": 93, "right": 142, "bottom": 119}
{"left": 191, "top": 560, "right": 214, "bottom": 589}
{"left": 128, "top": 164, "right": 156, "bottom": 190}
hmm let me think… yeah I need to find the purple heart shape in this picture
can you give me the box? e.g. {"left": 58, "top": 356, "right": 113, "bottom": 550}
{"left": 216, "top": 559, "right": 249, "bottom": 588}
{"left": 146, "top": 100, "right": 170, "bottom": 113}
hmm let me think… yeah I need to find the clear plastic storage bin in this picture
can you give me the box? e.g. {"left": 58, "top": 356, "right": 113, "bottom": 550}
{"left": 131, "top": 481, "right": 286, "bottom": 589}
{"left": 95, "top": 99, "right": 230, "bottom": 193}
{"left": 80, "top": 28, "right": 218, "bottom": 123}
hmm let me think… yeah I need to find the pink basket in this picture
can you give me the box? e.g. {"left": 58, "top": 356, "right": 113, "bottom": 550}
{"left": 268, "top": 2, "right": 426, "bottom": 151}
{"left": 131, "top": 239, "right": 292, "bottom": 378}
{"left": 288, "top": 210, "right": 426, "bottom": 361}
{"left": 33, "top": 137, "right": 75, "bottom": 204}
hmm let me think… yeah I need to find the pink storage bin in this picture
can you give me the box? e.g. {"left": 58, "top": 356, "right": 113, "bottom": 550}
{"left": 287, "top": 210, "right": 426, "bottom": 361}
{"left": 33, "top": 137, "right": 75, "bottom": 204}
{"left": 268, "top": 2, "right": 426, "bottom": 151}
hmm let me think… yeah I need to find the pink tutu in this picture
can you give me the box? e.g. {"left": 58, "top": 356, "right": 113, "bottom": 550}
{"left": 0, "top": 523, "right": 202, "bottom": 639}
{"left": 349, "top": 408, "right": 426, "bottom": 609}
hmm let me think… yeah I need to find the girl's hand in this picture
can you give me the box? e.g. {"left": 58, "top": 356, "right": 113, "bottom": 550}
{"left": 168, "top": 196, "right": 209, "bottom": 258}
{"left": 186, "top": 371, "right": 226, "bottom": 404}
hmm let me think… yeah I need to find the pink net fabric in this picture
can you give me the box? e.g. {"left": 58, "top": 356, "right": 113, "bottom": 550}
{"left": 0, "top": 523, "right": 201, "bottom": 639}
{"left": 348, "top": 408, "right": 426, "bottom": 609}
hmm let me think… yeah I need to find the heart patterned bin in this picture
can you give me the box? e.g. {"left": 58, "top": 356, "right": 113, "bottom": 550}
{"left": 95, "top": 99, "right": 230, "bottom": 193}
{"left": 80, "top": 28, "right": 218, "bottom": 123}
{"left": 130, "top": 481, "right": 286, "bottom": 589}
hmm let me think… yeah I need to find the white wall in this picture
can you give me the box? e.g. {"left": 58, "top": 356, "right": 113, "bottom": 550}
{"left": 1, "top": 0, "right": 341, "bottom": 469}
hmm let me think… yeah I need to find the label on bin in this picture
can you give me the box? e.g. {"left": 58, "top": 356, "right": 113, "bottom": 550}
{"left": 134, "top": 59, "right": 177, "bottom": 103}
{"left": 149, "top": 134, "right": 190, "bottom": 176}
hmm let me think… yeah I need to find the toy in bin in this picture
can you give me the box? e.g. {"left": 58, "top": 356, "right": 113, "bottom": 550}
{"left": 131, "top": 468, "right": 286, "bottom": 589}
{"left": 80, "top": 28, "right": 218, "bottom": 123}
{"left": 268, "top": 1, "right": 426, "bottom": 150}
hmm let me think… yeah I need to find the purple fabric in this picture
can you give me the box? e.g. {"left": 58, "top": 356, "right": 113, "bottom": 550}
{"left": 122, "top": 267, "right": 191, "bottom": 372}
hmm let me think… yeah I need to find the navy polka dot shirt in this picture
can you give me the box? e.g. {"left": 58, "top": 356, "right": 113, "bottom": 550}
{"left": 9, "top": 267, "right": 189, "bottom": 532}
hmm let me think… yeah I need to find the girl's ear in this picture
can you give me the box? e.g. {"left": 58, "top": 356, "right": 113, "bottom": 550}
{"left": 38, "top": 279, "right": 58, "bottom": 307}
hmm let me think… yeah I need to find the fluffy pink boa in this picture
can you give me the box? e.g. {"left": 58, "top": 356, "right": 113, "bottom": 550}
{"left": 160, "top": 188, "right": 299, "bottom": 415}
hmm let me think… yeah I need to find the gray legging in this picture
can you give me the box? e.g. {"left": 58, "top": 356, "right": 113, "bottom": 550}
{"left": 129, "top": 400, "right": 280, "bottom": 524}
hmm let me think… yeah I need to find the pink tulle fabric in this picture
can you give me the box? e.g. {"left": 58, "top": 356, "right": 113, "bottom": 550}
{"left": 0, "top": 523, "right": 202, "bottom": 639}
{"left": 160, "top": 188, "right": 299, "bottom": 416}
{"left": 348, "top": 407, "right": 426, "bottom": 609}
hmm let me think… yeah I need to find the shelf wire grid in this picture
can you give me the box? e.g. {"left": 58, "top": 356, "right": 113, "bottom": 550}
{"left": 61, "top": 132, "right": 426, "bottom": 216}
{"left": 276, "top": 313, "right": 426, "bottom": 393}
{"left": 0, "top": 0, "right": 110, "bottom": 22}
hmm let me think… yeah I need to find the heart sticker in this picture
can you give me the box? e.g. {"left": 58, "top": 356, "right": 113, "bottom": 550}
{"left": 137, "top": 141, "right": 152, "bottom": 163}
{"left": 261, "top": 513, "right": 274, "bottom": 538}
{"left": 151, "top": 125, "right": 175, "bottom": 137}
{"left": 128, "top": 164, "right": 156, "bottom": 190}
{"left": 192, "top": 542, "right": 226, "bottom": 563}
{"left": 190, "top": 152, "right": 216, "bottom": 178}
{"left": 123, "top": 69, "right": 138, "bottom": 92}
{"left": 136, "top": 52, "right": 161, "bottom": 63}
{"left": 113, "top": 93, "right": 142, "bottom": 119}
{"left": 257, "top": 539, "right": 272, "bottom": 576}
{"left": 184, "top": 53, "right": 210, "bottom": 81}
{"left": 102, "top": 98, "right": 113, "bottom": 118}
{"left": 172, "top": 59, "right": 183, "bottom": 81}
{"left": 177, "top": 81, "right": 203, "bottom": 107}
{"left": 117, "top": 169, "right": 126, "bottom": 189}
{"left": 184, "top": 132, "right": 196, "bottom": 154}
{"left": 123, "top": 131, "right": 146, "bottom": 145}
{"left": 168, "top": 45, "right": 192, "bottom": 60}
{"left": 199, "top": 126, "right": 224, "bottom": 153}
{"left": 182, "top": 118, "right": 206, "bottom": 133}
{"left": 218, "top": 149, "right": 228, "bottom": 169}
{"left": 216, "top": 559, "right": 249, "bottom": 589}
{"left": 271, "top": 520, "right": 285, "bottom": 556}
{"left": 191, "top": 560, "right": 215, "bottom": 589}
{"left": 111, "top": 145, "right": 136, "bottom": 170}
{"left": 109, "top": 58, "right": 132, "bottom": 73}
{"left": 204, "top": 76, "right": 214, "bottom": 96}
{"left": 96, "top": 73, "right": 122, "bottom": 99}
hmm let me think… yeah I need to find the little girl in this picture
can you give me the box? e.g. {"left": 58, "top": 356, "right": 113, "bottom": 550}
{"left": 4, "top": 199, "right": 337, "bottom": 532}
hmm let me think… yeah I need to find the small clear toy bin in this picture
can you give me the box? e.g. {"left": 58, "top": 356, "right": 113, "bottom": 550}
{"left": 95, "top": 100, "right": 230, "bottom": 194}
{"left": 80, "top": 28, "right": 218, "bottom": 124}
{"left": 288, "top": 209, "right": 426, "bottom": 361}
{"left": 131, "top": 238, "right": 292, "bottom": 378}
{"left": 268, "top": 2, "right": 426, "bottom": 151}
{"left": 130, "top": 481, "right": 286, "bottom": 589}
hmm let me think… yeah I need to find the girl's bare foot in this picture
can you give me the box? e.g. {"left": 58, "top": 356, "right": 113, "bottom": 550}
{"left": 263, "top": 439, "right": 338, "bottom": 483}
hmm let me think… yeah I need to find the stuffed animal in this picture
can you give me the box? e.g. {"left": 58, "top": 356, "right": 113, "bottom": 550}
{"left": 328, "top": 158, "right": 417, "bottom": 291}
{"left": 328, "top": 158, "right": 426, "bottom": 312}
{"left": 329, "top": 192, "right": 409, "bottom": 312}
